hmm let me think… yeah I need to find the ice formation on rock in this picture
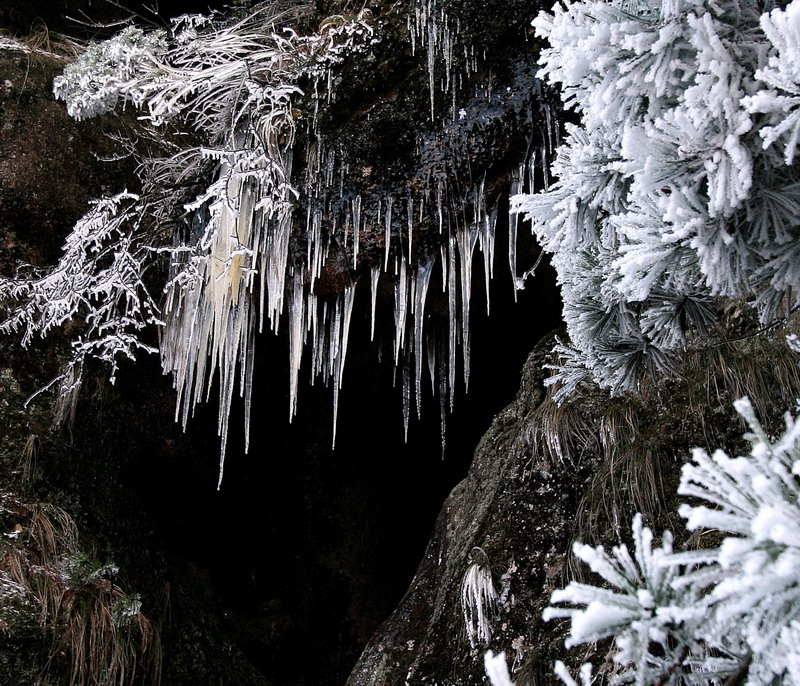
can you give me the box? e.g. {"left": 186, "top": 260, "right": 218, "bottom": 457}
{"left": 2, "top": 2, "right": 552, "bottom": 483}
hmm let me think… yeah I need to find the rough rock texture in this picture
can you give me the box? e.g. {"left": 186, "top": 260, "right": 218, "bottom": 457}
{"left": 4, "top": 3, "right": 800, "bottom": 686}
{"left": 0, "top": 5, "right": 561, "bottom": 684}
{"left": 347, "top": 334, "right": 580, "bottom": 686}
{"left": 348, "top": 314, "right": 800, "bottom": 686}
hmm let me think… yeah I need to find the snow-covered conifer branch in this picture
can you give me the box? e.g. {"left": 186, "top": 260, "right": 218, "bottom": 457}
{"left": 543, "top": 513, "right": 706, "bottom": 684}
{"left": 541, "top": 397, "right": 800, "bottom": 684}
{"left": 515, "top": 0, "right": 800, "bottom": 396}
{"left": 484, "top": 650, "right": 516, "bottom": 686}
{"left": 673, "top": 397, "right": 800, "bottom": 683}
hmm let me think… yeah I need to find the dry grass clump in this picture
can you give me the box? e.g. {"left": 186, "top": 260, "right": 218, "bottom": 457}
{"left": 0, "top": 21, "right": 84, "bottom": 63}
{"left": 533, "top": 314, "right": 800, "bottom": 559}
{"left": 0, "top": 493, "right": 161, "bottom": 686}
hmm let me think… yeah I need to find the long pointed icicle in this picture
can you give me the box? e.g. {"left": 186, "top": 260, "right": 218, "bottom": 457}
{"left": 481, "top": 205, "right": 497, "bottom": 316}
{"left": 447, "top": 233, "right": 458, "bottom": 411}
{"left": 352, "top": 194, "right": 361, "bottom": 269}
{"left": 384, "top": 196, "right": 393, "bottom": 270}
{"left": 288, "top": 271, "right": 304, "bottom": 420}
{"left": 370, "top": 265, "right": 380, "bottom": 341}
{"left": 457, "top": 220, "right": 478, "bottom": 389}
{"left": 394, "top": 259, "right": 408, "bottom": 364}
{"left": 508, "top": 161, "right": 523, "bottom": 301}
{"left": 402, "top": 354, "right": 411, "bottom": 442}
{"left": 413, "top": 258, "right": 434, "bottom": 418}
{"left": 332, "top": 284, "right": 356, "bottom": 448}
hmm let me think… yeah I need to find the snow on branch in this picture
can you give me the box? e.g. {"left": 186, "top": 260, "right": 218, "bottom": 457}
{"left": 515, "top": 0, "right": 800, "bottom": 396}
{"left": 30, "top": 6, "right": 379, "bottom": 481}
{"left": 541, "top": 397, "right": 800, "bottom": 684}
{"left": 0, "top": 193, "right": 161, "bottom": 423}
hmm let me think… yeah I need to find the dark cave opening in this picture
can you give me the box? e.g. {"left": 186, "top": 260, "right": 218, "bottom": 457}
{"left": 127, "top": 214, "right": 562, "bottom": 685}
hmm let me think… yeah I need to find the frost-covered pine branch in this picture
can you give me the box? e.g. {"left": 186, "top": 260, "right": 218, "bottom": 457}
{"left": 484, "top": 650, "right": 516, "bottom": 686}
{"left": 673, "top": 396, "right": 800, "bottom": 684}
{"left": 514, "top": 0, "right": 800, "bottom": 396}
{"left": 542, "top": 513, "right": 715, "bottom": 685}
{"left": 744, "top": 1, "right": 800, "bottom": 165}
{"left": 540, "top": 397, "right": 800, "bottom": 684}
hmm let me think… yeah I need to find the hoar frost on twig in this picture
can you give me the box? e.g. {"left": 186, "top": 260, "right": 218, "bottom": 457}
{"left": 2, "top": 6, "right": 379, "bottom": 483}
{"left": 0, "top": 193, "right": 161, "bottom": 426}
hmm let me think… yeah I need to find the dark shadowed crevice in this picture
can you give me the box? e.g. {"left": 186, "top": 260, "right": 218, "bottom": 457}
{"left": 127, "top": 212, "right": 562, "bottom": 685}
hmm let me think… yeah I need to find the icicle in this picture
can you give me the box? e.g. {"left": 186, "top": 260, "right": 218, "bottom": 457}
{"left": 243, "top": 333, "right": 254, "bottom": 453}
{"left": 540, "top": 143, "right": 550, "bottom": 190}
{"left": 509, "top": 161, "right": 523, "bottom": 301}
{"left": 427, "top": 12, "right": 436, "bottom": 118}
{"left": 440, "top": 241, "right": 448, "bottom": 293}
{"left": 481, "top": 204, "right": 497, "bottom": 316}
{"left": 413, "top": 258, "right": 434, "bottom": 418}
{"left": 527, "top": 148, "right": 536, "bottom": 193}
{"left": 311, "top": 299, "right": 328, "bottom": 381}
{"left": 447, "top": 233, "right": 458, "bottom": 410}
{"left": 336, "top": 285, "right": 356, "bottom": 393}
{"left": 352, "top": 194, "right": 361, "bottom": 269}
{"left": 332, "top": 284, "right": 356, "bottom": 448}
{"left": 307, "top": 291, "right": 318, "bottom": 339}
{"left": 442, "top": 11, "right": 452, "bottom": 94}
{"left": 384, "top": 196, "right": 393, "bottom": 270}
{"left": 542, "top": 104, "right": 559, "bottom": 189}
{"left": 438, "top": 343, "right": 448, "bottom": 458}
{"left": 407, "top": 195, "right": 414, "bottom": 262}
{"left": 457, "top": 219, "right": 478, "bottom": 389}
{"left": 402, "top": 356, "right": 411, "bottom": 442}
{"left": 311, "top": 209, "right": 323, "bottom": 287}
{"left": 370, "top": 265, "right": 380, "bottom": 341}
{"left": 437, "top": 181, "right": 444, "bottom": 233}
{"left": 394, "top": 258, "right": 409, "bottom": 364}
{"left": 426, "top": 327, "right": 437, "bottom": 397}
{"left": 288, "top": 271, "right": 304, "bottom": 420}
{"left": 409, "top": 0, "right": 467, "bottom": 120}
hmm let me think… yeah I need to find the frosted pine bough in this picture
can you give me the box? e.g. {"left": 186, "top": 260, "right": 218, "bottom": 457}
{"left": 512, "top": 0, "right": 800, "bottom": 398}
{"left": 1, "top": 3, "right": 547, "bottom": 482}
{"left": 526, "top": 397, "right": 800, "bottom": 685}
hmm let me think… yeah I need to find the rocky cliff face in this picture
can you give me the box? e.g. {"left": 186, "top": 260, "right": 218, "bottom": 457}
{"left": 0, "top": 2, "right": 562, "bottom": 684}
{"left": 348, "top": 314, "right": 800, "bottom": 685}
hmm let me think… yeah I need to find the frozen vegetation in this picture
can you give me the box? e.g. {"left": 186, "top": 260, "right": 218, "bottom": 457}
{"left": 0, "top": 1, "right": 551, "bottom": 485}
{"left": 513, "top": 0, "right": 800, "bottom": 397}
{"left": 482, "top": 0, "right": 800, "bottom": 682}
{"left": 486, "top": 399, "right": 800, "bottom": 685}
{"left": 3, "top": 0, "right": 800, "bottom": 681}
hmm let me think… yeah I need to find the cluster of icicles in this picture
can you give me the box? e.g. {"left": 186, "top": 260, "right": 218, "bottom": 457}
{"left": 151, "top": 1, "right": 557, "bottom": 485}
